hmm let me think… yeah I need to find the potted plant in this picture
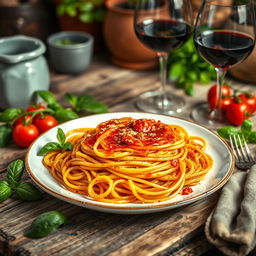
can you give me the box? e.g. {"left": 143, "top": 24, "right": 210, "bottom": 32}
{"left": 103, "top": 0, "right": 158, "bottom": 70}
{"left": 54, "top": 0, "right": 105, "bottom": 50}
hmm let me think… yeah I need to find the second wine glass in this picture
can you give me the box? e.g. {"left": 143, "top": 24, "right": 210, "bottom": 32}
{"left": 134, "top": 0, "right": 193, "bottom": 114}
{"left": 192, "top": 0, "right": 256, "bottom": 127}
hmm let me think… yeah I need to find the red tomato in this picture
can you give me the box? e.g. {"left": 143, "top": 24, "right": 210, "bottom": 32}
{"left": 13, "top": 123, "right": 39, "bottom": 148}
{"left": 238, "top": 93, "right": 256, "bottom": 114}
{"left": 34, "top": 115, "right": 58, "bottom": 134}
{"left": 181, "top": 187, "right": 193, "bottom": 195}
{"left": 13, "top": 115, "right": 32, "bottom": 127}
{"left": 226, "top": 100, "right": 250, "bottom": 126}
{"left": 208, "top": 95, "right": 233, "bottom": 113}
{"left": 207, "top": 84, "right": 232, "bottom": 103}
{"left": 26, "top": 105, "right": 46, "bottom": 112}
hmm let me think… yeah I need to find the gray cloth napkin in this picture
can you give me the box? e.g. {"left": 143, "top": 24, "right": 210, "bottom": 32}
{"left": 205, "top": 165, "right": 256, "bottom": 256}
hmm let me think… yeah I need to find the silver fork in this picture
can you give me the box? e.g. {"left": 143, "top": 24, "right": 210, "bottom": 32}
{"left": 229, "top": 134, "right": 256, "bottom": 170}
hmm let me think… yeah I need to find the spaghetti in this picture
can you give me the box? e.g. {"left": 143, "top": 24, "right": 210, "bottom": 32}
{"left": 43, "top": 117, "right": 213, "bottom": 203}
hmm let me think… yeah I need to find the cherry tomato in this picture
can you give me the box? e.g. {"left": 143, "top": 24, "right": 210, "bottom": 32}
{"left": 226, "top": 100, "right": 250, "bottom": 126}
{"left": 13, "top": 115, "right": 32, "bottom": 127}
{"left": 207, "top": 84, "right": 232, "bottom": 103}
{"left": 26, "top": 105, "right": 46, "bottom": 112}
{"left": 34, "top": 115, "right": 58, "bottom": 134}
{"left": 181, "top": 187, "right": 193, "bottom": 195}
{"left": 208, "top": 95, "right": 233, "bottom": 113}
{"left": 13, "top": 123, "right": 39, "bottom": 148}
{"left": 238, "top": 93, "right": 256, "bottom": 114}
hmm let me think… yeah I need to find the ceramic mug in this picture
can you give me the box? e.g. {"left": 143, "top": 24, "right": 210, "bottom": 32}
{"left": 47, "top": 31, "right": 94, "bottom": 74}
{"left": 0, "top": 35, "right": 50, "bottom": 109}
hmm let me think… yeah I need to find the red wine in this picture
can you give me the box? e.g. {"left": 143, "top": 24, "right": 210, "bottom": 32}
{"left": 135, "top": 19, "right": 192, "bottom": 52}
{"left": 194, "top": 30, "right": 255, "bottom": 69}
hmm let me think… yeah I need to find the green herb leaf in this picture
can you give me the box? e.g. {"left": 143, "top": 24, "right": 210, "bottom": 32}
{"left": 79, "top": 12, "right": 94, "bottom": 23}
{"left": 169, "top": 62, "right": 183, "bottom": 80}
{"left": 65, "top": 93, "right": 78, "bottom": 109}
{"left": 241, "top": 120, "right": 253, "bottom": 132}
{"left": 217, "top": 126, "right": 239, "bottom": 139}
{"left": 0, "top": 181, "right": 12, "bottom": 203}
{"left": 36, "top": 91, "right": 57, "bottom": 105}
{"left": 63, "top": 142, "right": 72, "bottom": 151}
{"left": 57, "top": 128, "right": 66, "bottom": 146}
{"left": 24, "top": 211, "right": 67, "bottom": 238}
{"left": 76, "top": 94, "right": 94, "bottom": 111}
{"left": 0, "top": 108, "right": 23, "bottom": 123}
{"left": 0, "top": 124, "right": 13, "bottom": 147}
{"left": 7, "top": 160, "right": 25, "bottom": 188}
{"left": 248, "top": 131, "right": 256, "bottom": 144}
{"left": 47, "top": 103, "right": 62, "bottom": 112}
{"left": 55, "top": 109, "right": 79, "bottom": 123}
{"left": 37, "top": 142, "right": 60, "bottom": 156}
{"left": 16, "top": 182, "right": 43, "bottom": 201}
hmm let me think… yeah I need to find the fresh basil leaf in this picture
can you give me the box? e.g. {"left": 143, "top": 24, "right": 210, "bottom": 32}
{"left": 24, "top": 211, "right": 67, "bottom": 238}
{"left": 76, "top": 94, "right": 94, "bottom": 111}
{"left": 169, "top": 62, "right": 183, "bottom": 80}
{"left": 217, "top": 126, "right": 239, "bottom": 139}
{"left": 65, "top": 93, "right": 78, "bottom": 109}
{"left": 37, "top": 142, "right": 60, "bottom": 156}
{"left": 36, "top": 91, "right": 57, "bottom": 105}
{"left": 248, "top": 131, "right": 256, "bottom": 144}
{"left": 0, "top": 181, "right": 12, "bottom": 203}
{"left": 241, "top": 120, "right": 253, "bottom": 132}
{"left": 55, "top": 109, "right": 79, "bottom": 123}
{"left": 185, "top": 82, "right": 194, "bottom": 96}
{"left": 47, "top": 103, "right": 62, "bottom": 111}
{"left": 7, "top": 160, "right": 25, "bottom": 188}
{"left": 57, "top": 128, "right": 65, "bottom": 145}
{"left": 63, "top": 142, "right": 72, "bottom": 151}
{"left": 0, "top": 124, "right": 13, "bottom": 147}
{"left": 83, "top": 101, "right": 108, "bottom": 113}
{"left": 16, "top": 182, "right": 43, "bottom": 201}
{"left": 0, "top": 108, "right": 23, "bottom": 123}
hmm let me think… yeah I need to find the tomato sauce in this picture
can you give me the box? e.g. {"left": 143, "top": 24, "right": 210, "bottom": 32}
{"left": 85, "top": 118, "right": 175, "bottom": 151}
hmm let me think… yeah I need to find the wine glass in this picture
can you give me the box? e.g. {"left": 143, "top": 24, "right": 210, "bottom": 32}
{"left": 134, "top": 0, "right": 193, "bottom": 114}
{"left": 192, "top": 0, "right": 256, "bottom": 127}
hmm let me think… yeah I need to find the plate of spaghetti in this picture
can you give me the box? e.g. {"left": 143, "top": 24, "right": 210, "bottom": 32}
{"left": 25, "top": 112, "right": 234, "bottom": 214}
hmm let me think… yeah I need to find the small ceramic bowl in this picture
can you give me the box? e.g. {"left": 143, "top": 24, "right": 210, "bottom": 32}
{"left": 47, "top": 31, "right": 94, "bottom": 74}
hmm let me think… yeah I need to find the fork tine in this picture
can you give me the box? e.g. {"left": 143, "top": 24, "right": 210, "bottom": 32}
{"left": 241, "top": 135, "right": 255, "bottom": 161}
{"left": 237, "top": 135, "right": 248, "bottom": 161}
{"left": 229, "top": 134, "right": 255, "bottom": 170}
{"left": 229, "top": 135, "right": 239, "bottom": 159}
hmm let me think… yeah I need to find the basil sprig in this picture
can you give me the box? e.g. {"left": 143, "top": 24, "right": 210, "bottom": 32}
{"left": 217, "top": 120, "right": 256, "bottom": 143}
{"left": 38, "top": 128, "right": 72, "bottom": 156}
{"left": 24, "top": 211, "right": 67, "bottom": 238}
{"left": 0, "top": 160, "right": 43, "bottom": 203}
{"left": 34, "top": 90, "right": 108, "bottom": 124}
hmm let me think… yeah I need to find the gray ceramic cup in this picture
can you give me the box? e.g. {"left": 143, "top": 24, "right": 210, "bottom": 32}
{"left": 47, "top": 31, "right": 94, "bottom": 74}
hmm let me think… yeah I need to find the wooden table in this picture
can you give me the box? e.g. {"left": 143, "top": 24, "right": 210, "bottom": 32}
{"left": 1, "top": 54, "right": 256, "bottom": 256}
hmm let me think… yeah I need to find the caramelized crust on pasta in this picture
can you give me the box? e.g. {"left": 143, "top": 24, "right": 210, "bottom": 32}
{"left": 43, "top": 117, "right": 213, "bottom": 203}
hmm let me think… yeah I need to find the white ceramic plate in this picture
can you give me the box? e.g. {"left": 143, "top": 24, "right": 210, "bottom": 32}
{"left": 25, "top": 112, "right": 234, "bottom": 214}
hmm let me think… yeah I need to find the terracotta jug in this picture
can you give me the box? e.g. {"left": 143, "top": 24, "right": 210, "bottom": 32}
{"left": 103, "top": 0, "right": 158, "bottom": 70}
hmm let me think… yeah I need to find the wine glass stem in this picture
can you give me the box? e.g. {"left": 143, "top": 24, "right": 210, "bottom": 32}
{"left": 209, "top": 68, "right": 227, "bottom": 121}
{"left": 158, "top": 53, "right": 169, "bottom": 109}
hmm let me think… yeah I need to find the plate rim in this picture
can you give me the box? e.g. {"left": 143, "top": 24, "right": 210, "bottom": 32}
{"left": 25, "top": 112, "right": 235, "bottom": 210}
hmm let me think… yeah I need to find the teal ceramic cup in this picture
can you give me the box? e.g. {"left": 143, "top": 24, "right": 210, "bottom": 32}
{"left": 47, "top": 31, "right": 94, "bottom": 74}
{"left": 0, "top": 35, "right": 50, "bottom": 109}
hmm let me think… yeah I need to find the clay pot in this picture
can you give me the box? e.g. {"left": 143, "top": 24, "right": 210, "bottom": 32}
{"left": 103, "top": 0, "right": 158, "bottom": 70}
{"left": 0, "top": 0, "right": 58, "bottom": 41}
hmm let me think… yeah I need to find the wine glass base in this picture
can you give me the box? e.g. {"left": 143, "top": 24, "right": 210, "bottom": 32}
{"left": 191, "top": 102, "right": 230, "bottom": 129}
{"left": 135, "top": 91, "right": 185, "bottom": 115}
